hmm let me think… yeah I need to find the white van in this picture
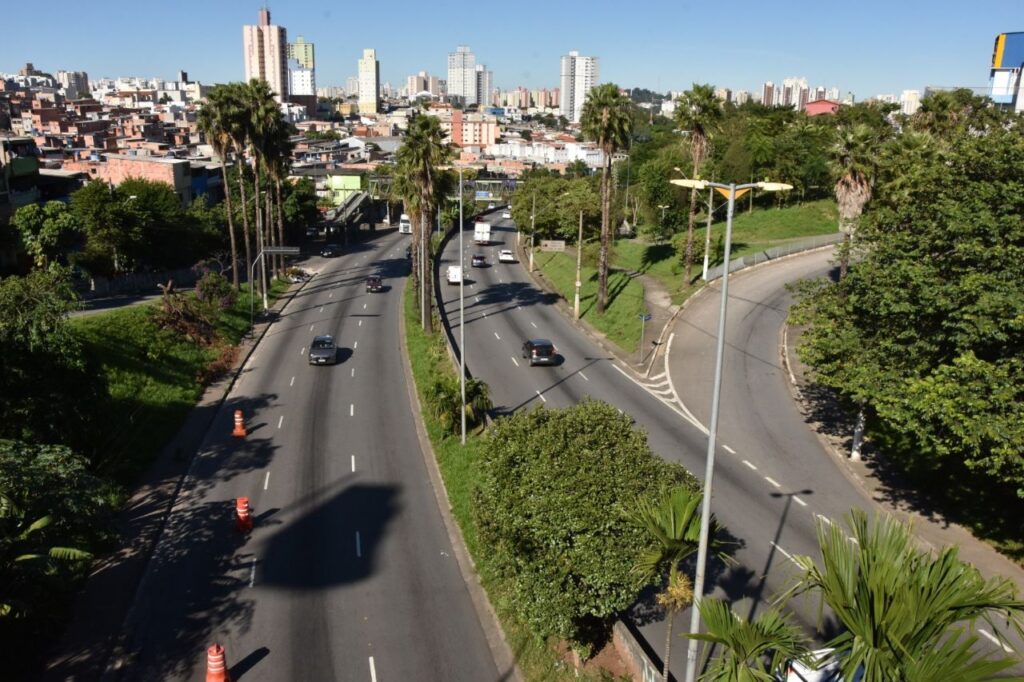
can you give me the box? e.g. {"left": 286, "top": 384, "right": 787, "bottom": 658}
{"left": 398, "top": 213, "right": 412, "bottom": 234}
{"left": 447, "top": 265, "right": 463, "bottom": 285}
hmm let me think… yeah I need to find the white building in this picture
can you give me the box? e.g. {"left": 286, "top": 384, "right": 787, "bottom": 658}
{"left": 900, "top": 90, "right": 921, "bottom": 116}
{"left": 559, "top": 51, "right": 599, "bottom": 123}
{"left": 56, "top": 70, "right": 90, "bottom": 99}
{"left": 447, "top": 46, "right": 477, "bottom": 105}
{"left": 346, "top": 76, "right": 360, "bottom": 97}
{"left": 485, "top": 137, "right": 605, "bottom": 168}
{"left": 358, "top": 48, "right": 380, "bottom": 114}
{"left": 289, "top": 60, "right": 316, "bottom": 96}
{"left": 242, "top": 8, "right": 289, "bottom": 102}
{"left": 475, "top": 64, "right": 493, "bottom": 108}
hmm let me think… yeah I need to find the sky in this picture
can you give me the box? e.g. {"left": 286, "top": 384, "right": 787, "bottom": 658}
{"left": 1, "top": 0, "right": 1016, "bottom": 98}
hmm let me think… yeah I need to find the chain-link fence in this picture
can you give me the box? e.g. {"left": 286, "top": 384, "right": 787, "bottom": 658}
{"left": 705, "top": 232, "right": 843, "bottom": 282}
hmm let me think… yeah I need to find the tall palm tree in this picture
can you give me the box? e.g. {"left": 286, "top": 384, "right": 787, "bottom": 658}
{"left": 674, "top": 84, "right": 722, "bottom": 285}
{"left": 267, "top": 127, "right": 294, "bottom": 279}
{"left": 221, "top": 82, "right": 254, "bottom": 289}
{"left": 394, "top": 114, "right": 451, "bottom": 332}
{"left": 243, "top": 79, "right": 282, "bottom": 300}
{"left": 782, "top": 510, "right": 1024, "bottom": 681}
{"left": 830, "top": 122, "right": 876, "bottom": 280}
{"left": 631, "top": 486, "right": 722, "bottom": 681}
{"left": 581, "top": 83, "right": 633, "bottom": 314}
{"left": 685, "top": 598, "right": 810, "bottom": 682}
{"left": 197, "top": 86, "right": 241, "bottom": 289}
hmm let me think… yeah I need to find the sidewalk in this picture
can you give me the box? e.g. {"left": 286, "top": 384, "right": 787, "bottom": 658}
{"left": 43, "top": 278, "right": 310, "bottom": 682}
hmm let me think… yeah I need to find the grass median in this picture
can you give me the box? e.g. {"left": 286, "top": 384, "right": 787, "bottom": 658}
{"left": 402, "top": 280, "right": 624, "bottom": 681}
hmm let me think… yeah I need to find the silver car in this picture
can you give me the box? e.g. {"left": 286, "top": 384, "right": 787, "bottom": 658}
{"left": 308, "top": 335, "right": 338, "bottom": 365}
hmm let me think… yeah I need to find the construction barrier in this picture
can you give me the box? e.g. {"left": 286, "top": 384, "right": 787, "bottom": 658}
{"left": 235, "top": 497, "right": 253, "bottom": 534}
{"left": 205, "top": 643, "right": 231, "bottom": 682}
{"left": 231, "top": 409, "right": 246, "bottom": 438}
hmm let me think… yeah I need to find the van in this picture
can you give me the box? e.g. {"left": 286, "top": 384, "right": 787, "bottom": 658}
{"left": 399, "top": 213, "right": 412, "bottom": 234}
{"left": 447, "top": 265, "right": 463, "bottom": 285}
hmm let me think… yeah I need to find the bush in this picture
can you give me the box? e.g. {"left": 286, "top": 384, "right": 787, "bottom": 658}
{"left": 474, "top": 399, "right": 697, "bottom": 655}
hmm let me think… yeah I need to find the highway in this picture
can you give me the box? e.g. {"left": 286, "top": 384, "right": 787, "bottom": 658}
{"left": 116, "top": 229, "right": 500, "bottom": 681}
{"left": 436, "top": 217, "right": 1022, "bottom": 678}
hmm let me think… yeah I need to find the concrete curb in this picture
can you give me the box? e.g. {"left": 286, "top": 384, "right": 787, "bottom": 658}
{"left": 398, "top": 284, "right": 524, "bottom": 682}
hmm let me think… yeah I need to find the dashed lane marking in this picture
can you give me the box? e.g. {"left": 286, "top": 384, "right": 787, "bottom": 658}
{"left": 743, "top": 460, "right": 758, "bottom": 471}
{"left": 579, "top": 371, "right": 589, "bottom": 381}
{"left": 536, "top": 390, "right": 546, "bottom": 403}
{"left": 369, "top": 656, "right": 377, "bottom": 682}
{"left": 351, "top": 368, "right": 355, "bottom": 377}
{"left": 354, "top": 341, "right": 358, "bottom": 349}
{"left": 300, "top": 347, "right": 305, "bottom": 355}
{"left": 277, "top": 415, "right": 284, "bottom": 429}
{"left": 511, "top": 357, "right": 519, "bottom": 367}
{"left": 290, "top": 376, "right": 295, "bottom": 387}
{"left": 530, "top": 321, "right": 537, "bottom": 328}
{"left": 769, "top": 541, "right": 801, "bottom": 567}
{"left": 793, "top": 496, "right": 807, "bottom": 507}
{"left": 494, "top": 332, "right": 501, "bottom": 340}
{"left": 351, "top": 455, "right": 355, "bottom": 472}
{"left": 765, "top": 476, "right": 781, "bottom": 488}
{"left": 979, "top": 628, "right": 1014, "bottom": 653}
{"left": 350, "top": 404, "right": 354, "bottom": 417}
{"left": 723, "top": 445, "right": 736, "bottom": 454}
{"left": 310, "top": 324, "right": 315, "bottom": 331}
{"left": 263, "top": 471, "right": 270, "bottom": 490}
{"left": 359, "top": 320, "right": 363, "bottom": 326}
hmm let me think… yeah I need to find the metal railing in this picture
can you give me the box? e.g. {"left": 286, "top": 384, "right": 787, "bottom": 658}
{"left": 704, "top": 232, "right": 843, "bottom": 282}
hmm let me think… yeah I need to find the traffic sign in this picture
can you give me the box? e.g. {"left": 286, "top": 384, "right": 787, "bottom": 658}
{"left": 263, "top": 246, "right": 300, "bottom": 255}
{"left": 639, "top": 313, "right": 652, "bottom": 321}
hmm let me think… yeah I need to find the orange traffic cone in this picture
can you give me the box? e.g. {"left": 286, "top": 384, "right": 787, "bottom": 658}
{"left": 205, "top": 643, "right": 231, "bottom": 682}
{"left": 235, "top": 497, "right": 253, "bottom": 534}
{"left": 231, "top": 409, "right": 246, "bottom": 438}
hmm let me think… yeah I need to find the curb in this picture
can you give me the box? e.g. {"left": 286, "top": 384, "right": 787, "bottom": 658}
{"left": 398, "top": 284, "right": 524, "bottom": 682}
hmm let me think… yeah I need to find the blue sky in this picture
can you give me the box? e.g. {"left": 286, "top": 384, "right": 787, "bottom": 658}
{"left": 1, "top": 1, "right": 1015, "bottom": 98}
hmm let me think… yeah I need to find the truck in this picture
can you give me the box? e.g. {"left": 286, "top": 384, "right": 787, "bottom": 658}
{"left": 474, "top": 221, "right": 491, "bottom": 245}
{"left": 446, "top": 265, "right": 463, "bottom": 285}
{"left": 398, "top": 213, "right": 412, "bottom": 234}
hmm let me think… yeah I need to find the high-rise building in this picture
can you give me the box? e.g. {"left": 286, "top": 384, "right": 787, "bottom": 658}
{"left": 243, "top": 8, "right": 289, "bottom": 101}
{"left": 447, "top": 46, "right": 477, "bottom": 104}
{"left": 990, "top": 32, "right": 1024, "bottom": 112}
{"left": 474, "top": 64, "right": 492, "bottom": 109}
{"left": 734, "top": 90, "right": 751, "bottom": 105}
{"left": 715, "top": 87, "right": 732, "bottom": 103}
{"left": 900, "top": 90, "right": 921, "bottom": 115}
{"left": 287, "top": 36, "right": 316, "bottom": 97}
{"left": 761, "top": 81, "right": 774, "bottom": 106}
{"left": 56, "top": 70, "right": 90, "bottom": 99}
{"left": 559, "top": 50, "right": 599, "bottom": 123}
{"left": 288, "top": 36, "right": 315, "bottom": 69}
{"left": 346, "top": 76, "right": 360, "bottom": 97}
{"left": 358, "top": 48, "right": 380, "bottom": 113}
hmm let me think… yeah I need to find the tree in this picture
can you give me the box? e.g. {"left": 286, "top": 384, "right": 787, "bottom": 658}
{"left": 830, "top": 122, "right": 878, "bottom": 279}
{"left": 68, "top": 181, "right": 142, "bottom": 276}
{"left": 674, "top": 84, "right": 723, "bottom": 285}
{"left": 581, "top": 83, "right": 633, "bottom": 314}
{"left": 781, "top": 511, "right": 1024, "bottom": 681}
{"left": 564, "top": 159, "right": 590, "bottom": 179}
{"left": 394, "top": 114, "right": 451, "bottom": 332}
{"left": 474, "top": 399, "right": 697, "bottom": 655}
{"left": 10, "top": 201, "right": 81, "bottom": 268}
{"left": 198, "top": 85, "right": 242, "bottom": 288}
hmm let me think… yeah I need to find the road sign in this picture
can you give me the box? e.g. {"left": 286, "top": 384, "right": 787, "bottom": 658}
{"left": 639, "top": 313, "right": 652, "bottom": 321}
{"left": 263, "top": 246, "right": 301, "bottom": 255}
{"left": 540, "top": 240, "right": 566, "bottom": 252}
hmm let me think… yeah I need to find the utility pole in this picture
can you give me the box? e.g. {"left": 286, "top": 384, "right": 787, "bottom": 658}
{"left": 573, "top": 208, "right": 583, "bottom": 320}
{"left": 702, "top": 186, "right": 714, "bottom": 280}
{"left": 529, "top": 192, "right": 536, "bottom": 273}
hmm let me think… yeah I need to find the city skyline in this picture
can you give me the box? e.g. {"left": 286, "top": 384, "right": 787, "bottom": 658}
{"left": 1, "top": 1, "right": 1017, "bottom": 99}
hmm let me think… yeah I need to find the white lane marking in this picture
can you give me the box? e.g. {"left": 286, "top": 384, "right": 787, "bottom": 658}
{"left": 723, "top": 444, "right": 736, "bottom": 454}
{"left": 817, "top": 514, "right": 833, "bottom": 526}
{"left": 536, "top": 390, "right": 547, "bottom": 403}
{"left": 765, "top": 476, "right": 781, "bottom": 488}
{"left": 475, "top": 296, "right": 480, "bottom": 302}
{"left": 793, "top": 496, "right": 808, "bottom": 507}
{"left": 319, "top": 306, "right": 324, "bottom": 313}
{"left": 359, "top": 319, "right": 363, "bottom": 326}
{"left": 277, "top": 415, "right": 284, "bottom": 429}
{"left": 769, "top": 541, "right": 801, "bottom": 567}
{"left": 979, "top": 628, "right": 1015, "bottom": 653}
{"left": 530, "top": 321, "right": 537, "bottom": 328}
{"left": 579, "top": 371, "right": 589, "bottom": 381}
{"left": 494, "top": 331, "right": 501, "bottom": 340}
{"left": 329, "top": 292, "right": 333, "bottom": 298}
{"left": 351, "top": 368, "right": 355, "bottom": 377}
{"left": 649, "top": 372, "right": 666, "bottom": 381}
{"left": 517, "top": 305, "right": 521, "bottom": 310}
{"left": 369, "top": 656, "right": 377, "bottom": 682}
{"left": 350, "top": 404, "right": 355, "bottom": 417}
{"left": 662, "top": 332, "right": 710, "bottom": 435}
{"left": 351, "top": 455, "right": 356, "bottom": 472}
{"left": 743, "top": 460, "right": 758, "bottom": 470}
{"left": 290, "top": 376, "right": 295, "bottom": 387}
{"left": 511, "top": 357, "right": 519, "bottom": 367}
{"left": 249, "top": 557, "right": 257, "bottom": 587}
{"left": 363, "top": 303, "right": 367, "bottom": 309}
{"left": 356, "top": 532, "right": 362, "bottom": 558}
{"left": 483, "top": 312, "right": 488, "bottom": 318}
{"left": 354, "top": 341, "right": 358, "bottom": 349}
{"left": 310, "top": 324, "right": 315, "bottom": 331}
{"left": 263, "top": 471, "right": 270, "bottom": 490}
{"left": 300, "top": 347, "right": 305, "bottom": 355}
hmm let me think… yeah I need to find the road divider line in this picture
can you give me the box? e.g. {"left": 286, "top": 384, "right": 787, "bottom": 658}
{"left": 351, "top": 368, "right": 355, "bottom": 377}
{"left": 310, "top": 324, "right": 314, "bottom": 331}
{"left": 369, "top": 656, "right": 377, "bottom": 682}
{"left": 979, "top": 628, "right": 1014, "bottom": 653}
{"left": 793, "top": 496, "right": 807, "bottom": 507}
{"left": 536, "top": 390, "right": 546, "bottom": 403}
{"left": 319, "top": 306, "right": 324, "bottom": 313}
{"left": 511, "top": 357, "right": 519, "bottom": 367}
{"left": 579, "top": 371, "right": 589, "bottom": 381}
{"left": 277, "top": 415, "right": 284, "bottom": 429}
{"left": 354, "top": 341, "right": 358, "bottom": 349}
{"left": 494, "top": 331, "right": 501, "bottom": 340}
{"left": 356, "top": 532, "right": 362, "bottom": 558}
{"left": 817, "top": 514, "right": 833, "bottom": 527}
{"left": 300, "top": 347, "right": 305, "bottom": 355}
{"left": 249, "top": 557, "right": 256, "bottom": 587}
{"left": 290, "top": 376, "right": 295, "bottom": 387}
{"left": 351, "top": 455, "right": 355, "bottom": 472}
{"left": 263, "top": 471, "right": 270, "bottom": 490}
{"left": 769, "top": 541, "right": 801, "bottom": 567}
{"left": 765, "top": 476, "right": 781, "bottom": 488}
{"left": 530, "top": 321, "right": 537, "bottom": 328}
{"left": 723, "top": 445, "right": 736, "bottom": 454}
{"left": 359, "top": 320, "right": 363, "bottom": 326}
{"left": 350, "top": 404, "right": 354, "bottom": 416}
{"left": 743, "top": 460, "right": 758, "bottom": 470}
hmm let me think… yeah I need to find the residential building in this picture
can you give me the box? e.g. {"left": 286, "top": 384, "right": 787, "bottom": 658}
{"left": 447, "top": 46, "right": 477, "bottom": 105}
{"left": 449, "top": 110, "right": 499, "bottom": 147}
{"left": 345, "top": 76, "right": 360, "bottom": 97}
{"left": 287, "top": 36, "right": 316, "bottom": 98}
{"left": 989, "top": 31, "right": 1024, "bottom": 112}
{"left": 559, "top": 50, "right": 598, "bottom": 123}
{"left": 715, "top": 87, "right": 732, "bottom": 103}
{"left": 734, "top": 90, "right": 751, "bottom": 105}
{"left": 761, "top": 81, "right": 774, "bottom": 106}
{"left": 56, "top": 71, "right": 90, "bottom": 100}
{"left": 900, "top": 89, "right": 921, "bottom": 116}
{"left": 288, "top": 36, "right": 315, "bottom": 70}
{"left": 242, "top": 8, "right": 289, "bottom": 101}
{"left": 474, "top": 65, "right": 492, "bottom": 110}
{"left": 358, "top": 49, "right": 380, "bottom": 114}
{"left": 63, "top": 151, "right": 193, "bottom": 206}
{"left": 805, "top": 99, "right": 841, "bottom": 116}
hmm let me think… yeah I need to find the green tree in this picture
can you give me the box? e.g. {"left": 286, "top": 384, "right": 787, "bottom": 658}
{"left": 197, "top": 85, "right": 242, "bottom": 288}
{"left": 581, "top": 83, "right": 633, "bottom": 314}
{"left": 10, "top": 201, "right": 81, "bottom": 268}
{"left": 68, "top": 181, "right": 142, "bottom": 276}
{"left": 474, "top": 399, "right": 697, "bottom": 654}
{"left": 564, "top": 159, "right": 590, "bottom": 178}
{"left": 830, "top": 122, "right": 879, "bottom": 279}
{"left": 675, "top": 84, "right": 723, "bottom": 284}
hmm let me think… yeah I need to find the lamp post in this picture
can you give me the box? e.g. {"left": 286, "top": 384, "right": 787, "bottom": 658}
{"left": 670, "top": 176, "right": 792, "bottom": 682}
{"left": 458, "top": 167, "right": 466, "bottom": 445}
{"left": 529, "top": 192, "right": 536, "bottom": 273}
{"left": 573, "top": 208, "right": 584, "bottom": 320}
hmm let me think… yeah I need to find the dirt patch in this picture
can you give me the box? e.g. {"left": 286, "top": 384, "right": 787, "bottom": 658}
{"left": 554, "top": 638, "right": 631, "bottom": 680}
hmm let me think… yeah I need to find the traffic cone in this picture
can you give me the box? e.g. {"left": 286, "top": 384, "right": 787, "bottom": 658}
{"left": 231, "top": 409, "right": 246, "bottom": 438}
{"left": 235, "top": 497, "right": 253, "bottom": 534}
{"left": 205, "top": 643, "right": 231, "bottom": 682}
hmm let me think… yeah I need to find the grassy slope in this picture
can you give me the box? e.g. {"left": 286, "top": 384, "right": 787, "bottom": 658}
{"left": 403, "top": 281, "right": 618, "bottom": 681}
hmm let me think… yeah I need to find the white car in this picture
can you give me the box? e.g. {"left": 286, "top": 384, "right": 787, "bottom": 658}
{"left": 782, "top": 649, "right": 863, "bottom": 682}
{"left": 498, "top": 249, "right": 516, "bottom": 263}
{"left": 502, "top": 210, "right": 511, "bottom": 219}
{"left": 447, "top": 265, "right": 463, "bottom": 284}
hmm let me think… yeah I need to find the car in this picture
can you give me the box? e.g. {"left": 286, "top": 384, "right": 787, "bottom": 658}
{"left": 405, "top": 245, "right": 412, "bottom": 260}
{"left": 781, "top": 649, "right": 864, "bottom": 682}
{"left": 522, "top": 338, "right": 557, "bottom": 366}
{"left": 498, "top": 249, "right": 516, "bottom": 263}
{"left": 502, "top": 210, "right": 511, "bottom": 219}
{"left": 320, "top": 244, "right": 341, "bottom": 257}
{"left": 366, "top": 275, "right": 384, "bottom": 292}
{"left": 487, "top": 202, "right": 496, "bottom": 209}
{"left": 471, "top": 254, "right": 487, "bottom": 267}
{"left": 308, "top": 335, "right": 338, "bottom": 365}
{"left": 447, "top": 265, "right": 463, "bottom": 284}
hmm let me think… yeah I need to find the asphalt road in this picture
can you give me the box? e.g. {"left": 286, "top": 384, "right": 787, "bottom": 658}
{"left": 436, "top": 221, "right": 1022, "bottom": 678}
{"left": 116, "top": 229, "right": 499, "bottom": 681}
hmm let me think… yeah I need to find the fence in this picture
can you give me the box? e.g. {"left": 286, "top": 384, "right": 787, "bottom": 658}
{"left": 704, "top": 232, "right": 843, "bottom": 282}
{"left": 79, "top": 266, "right": 202, "bottom": 298}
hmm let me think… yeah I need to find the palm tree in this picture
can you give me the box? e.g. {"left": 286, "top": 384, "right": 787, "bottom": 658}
{"left": 685, "top": 598, "right": 810, "bottom": 682}
{"left": 830, "top": 122, "right": 876, "bottom": 280}
{"left": 782, "top": 510, "right": 1024, "bottom": 681}
{"left": 674, "top": 84, "right": 722, "bottom": 285}
{"left": 197, "top": 86, "right": 241, "bottom": 289}
{"left": 243, "top": 79, "right": 282, "bottom": 300}
{"left": 581, "top": 83, "right": 633, "bottom": 314}
{"left": 267, "top": 127, "right": 295, "bottom": 280}
{"left": 631, "top": 486, "right": 721, "bottom": 681}
{"left": 221, "top": 82, "right": 254, "bottom": 288}
{"left": 394, "top": 114, "right": 451, "bottom": 332}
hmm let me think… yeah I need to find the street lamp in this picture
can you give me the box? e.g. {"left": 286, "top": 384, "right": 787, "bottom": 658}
{"left": 670, "top": 175, "right": 792, "bottom": 682}
{"left": 441, "top": 164, "right": 469, "bottom": 445}
{"left": 573, "top": 207, "right": 583, "bottom": 320}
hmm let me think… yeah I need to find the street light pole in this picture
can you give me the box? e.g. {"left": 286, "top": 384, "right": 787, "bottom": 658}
{"left": 702, "top": 186, "right": 714, "bottom": 281}
{"left": 529, "top": 192, "right": 536, "bottom": 273}
{"left": 249, "top": 250, "right": 267, "bottom": 332}
{"left": 459, "top": 168, "right": 467, "bottom": 445}
{"left": 573, "top": 208, "right": 583, "bottom": 320}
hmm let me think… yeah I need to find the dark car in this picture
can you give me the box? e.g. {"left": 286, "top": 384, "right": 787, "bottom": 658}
{"left": 308, "top": 335, "right": 337, "bottom": 365}
{"left": 522, "top": 338, "right": 557, "bottom": 366}
{"left": 405, "top": 245, "right": 412, "bottom": 260}
{"left": 471, "top": 254, "right": 487, "bottom": 267}
{"left": 321, "top": 244, "right": 341, "bottom": 257}
{"left": 366, "top": 275, "right": 384, "bottom": 293}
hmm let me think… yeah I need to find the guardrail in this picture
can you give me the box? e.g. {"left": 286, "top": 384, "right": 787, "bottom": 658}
{"left": 704, "top": 232, "right": 843, "bottom": 282}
